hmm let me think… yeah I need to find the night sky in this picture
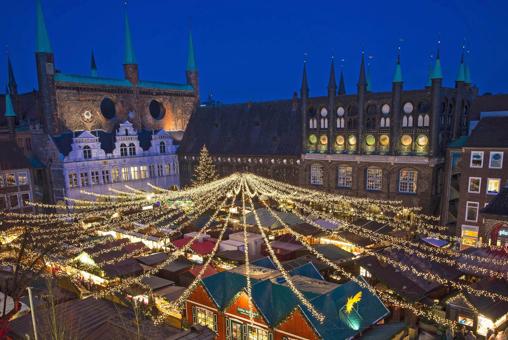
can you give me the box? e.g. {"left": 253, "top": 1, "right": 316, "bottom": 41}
{"left": 1, "top": 0, "right": 508, "bottom": 103}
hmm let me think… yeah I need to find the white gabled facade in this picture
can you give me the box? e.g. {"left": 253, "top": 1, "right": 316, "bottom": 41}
{"left": 54, "top": 121, "right": 179, "bottom": 202}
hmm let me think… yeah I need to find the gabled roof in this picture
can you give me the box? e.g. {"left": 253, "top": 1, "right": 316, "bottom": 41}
{"left": 459, "top": 279, "right": 508, "bottom": 321}
{"left": 179, "top": 100, "right": 302, "bottom": 156}
{"left": 251, "top": 256, "right": 276, "bottom": 270}
{"left": 245, "top": 208, "right": 303, "bottom": 229}
{"left": 288, "top": 262, "right": 324, "bottom": 280}
{"left": 200, "top": 271, "right": 256, "bottom": 309}
{"left": 465, "top": 116, "right": 508, "bottom": 148}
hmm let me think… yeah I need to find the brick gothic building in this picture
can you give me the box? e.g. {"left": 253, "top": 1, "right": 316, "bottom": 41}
{"left": 0, "top": 0, "right": 199, "bottom": 203}
{"left": 180, "top": 52, "right": 482, "bottom": 214}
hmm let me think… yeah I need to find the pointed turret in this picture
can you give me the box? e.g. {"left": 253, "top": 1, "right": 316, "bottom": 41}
{"left": 7, "top": 57, "right": 17, "bottom": 95}
{"left": 4, "top": 88, "right": 17, "bottom": 138}
{"left": 327, "top": 57, "right": 337, "bottom": 91}
{"left": 186, "top": 31, "right": 197, "bottom": 72}
{"left": 456, "top": 52, "right": 466, "bottom": 82}
{"left": 338, "top": 69, "right": 346, "bottom": 95}
{"left": 357, "top": 53, "right": 367, "bottom": 90}
{"left": 123, "top": 11, "right": 138, "bottom": 84}
{"left": 431, "top": 48, "right": 443, "bottom": 79}
{"left": 392, "top": 50, "right": 403, "bottom": 83}
{"left": 426, "top": 62, "right": 432, "bottom": 87}
{"left": 4, "top": 89, "right": 16, "bottom": 118}
{"left": 35, "top": 0, "right": 52, "bottom": 53}
{"left": 186, "top": 31, "right": 199, "bottom": 102}
{"left": 90, "top": 50, "right": 98, "bottom": 77}
{"left": 124, "top": 12, "right": 136, "bottom": 64}
{"left": 464, "top": 54, "right": 472, "bottom": 84}
{"left": 366, "top": 63, "right": 372, "bottom": 92}
{"left": 300, "top": 60, "right": 309, "bottom": 98}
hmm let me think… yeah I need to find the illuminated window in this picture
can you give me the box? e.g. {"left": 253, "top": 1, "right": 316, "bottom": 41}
{"left": 120, "top": 143, "right": 128, "bottom": 157}
{"left": 487, "top": 178, "right": 501, "bottom": 195}
{"left": 83, "top": 145, "right": 92, "bottom": 159}
{"left": 165, "top": 163, "right": 171, "bottom": 175}
{"left": 248, "top": 325, "right": 269, "bottom": 340}
{"left": 360, "top": 266, "right": 372, "bottom": 278}
{"left": 320, "top": 117, "right": 328, "bottom": 129}
{"left": 385, "top": 117, "right": 390, "bottom": 127}
{"left": 130, "top": 166, "right": 139, "bottom": 180}
{"left": 465, "top": 201, "right": 479, "bottom": 222}
{"left": 140, "top": 166, "right": 148, "bottom": 179}
{"left": 6, "top": 173, "right": 16, "bottom": 186}
{"left": 112, "top": 168, "right": 120, "bottom": 182}
{"left": 423, "top": 114, "right": 430, "bottom": 127}
{"left": 489, "top": 151, "right": 503, "bottom": 169}
{"left": 458, "top": 314, "right": 474, "bottom": 327}
{"left": 149, "top": 165, "right": 156, "bottom": 177}
{"left": 470, "top": 151, "right": 484, "bottom": 168}
{"left": 192, "top": 306, "right": 217, "bottom": 332}
{"left": 337, "top": 165, "right": 353, "bottom": 188}
{"left": 91, "top": 171, "right": 100, "bottom": 185}
{"left": 461, "top": 225, "right": 479, "bottom": 248}
{"left": 399, "top": 169, "right": 417, "bottom": 194}
{"left": 17, "top": 172, "right": 28, "bottom": 185}
{"left": 336, "top": 117, "right": 345, "bottom": 128}
{"left": 68, "top": 173, "right": 78, "bottom": 188}
{"left": 121, "top": 168, "right": 129, "bottom": 181}
{"left": 160, "top": 141, "right": 166, "bottom": 154}
{"left": 80, "top": 172, "right": 89, "bottom": 187}
{"left": 366, "top": 167, "right": 382, "bottom": 191}
{"left": 468, "top": 177, "right": 481, "bottom": 193}
{"left": 310, "top": 164, "right": 324, "bottom": 186}
{"left": 417, "top": 114, "right": 424, "bottom": 127}
{"left": 102, "top": 170, "right": 111, "bottom": 184}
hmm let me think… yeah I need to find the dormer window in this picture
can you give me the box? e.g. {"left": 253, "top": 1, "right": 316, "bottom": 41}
{"left": 129, "top": 143, "right": 136, "bottom": 156}
{"left": 160, "top": 141, "right": 166, "bottom": 154}
{"left": 83, "top": 145, "right": 92, "bottom": 159}
{"left": 120, "top": 143, "right": 128, "bottom": 157}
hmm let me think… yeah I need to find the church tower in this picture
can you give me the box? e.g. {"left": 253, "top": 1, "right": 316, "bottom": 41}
{"left": 35, "top": 0, "right": 58, "bottom": 134}
{"left": 123, "top": 12, "right": 139, "bottom": 84}
{"left": 186, "top": 31, "right": 199, "bottom": 102}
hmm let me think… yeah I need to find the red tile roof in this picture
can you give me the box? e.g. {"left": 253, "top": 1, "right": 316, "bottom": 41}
{"left": 188, "top": 264, "right": 218, "bottom": 278}
{"left": 172, "top": 237, "right": 216, "bottom": 255}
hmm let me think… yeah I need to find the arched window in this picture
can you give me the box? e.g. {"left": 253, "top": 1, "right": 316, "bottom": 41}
{"left": 408, "top": 116, "right": 413, "bottom": 127}
{"left": 310, "top": 164, "right": 324, "bottom": 186}
{"left": 128, "top": 143, "right": 136, "bottom": 156}
{"left": 366, "top": 167, "right": 382, "bottom": 191}
{"left": 423, "top": 114, "right": 430, "bottom": 127}
{"left": 380, "top": 118, "right": 385, "bottom": 128}
{"left": 160, "top": 141, "right": 166, "bottom": 154}
{"left": 336, "top": 117, "right": 344, "bottom": 129}
{"left": 83, "top": 145, "right": 92, "bottom": 159}
{"left": 120, "top": 143, "right": 128, "bottom": 157}
{"left": 337, "top": 165, "right": 353, "bottom": 188}
{"left": 417, "top": 114, "right": 424, "bottom": 127}
{"left": 385, "top": 117, "right": 390, "bottom": 127}
{"left": 320, "top": 118, "right": 328, "bottom": 129}
{"left": 399, "top": 168, "right": 418, "bottom": 193}
{"left": 402, "top": 116, "right": 408, "bottom": 127}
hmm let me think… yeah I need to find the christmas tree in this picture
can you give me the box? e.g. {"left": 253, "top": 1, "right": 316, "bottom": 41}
{"left": 192, "top": 145, "right": 219, "bottom": 186}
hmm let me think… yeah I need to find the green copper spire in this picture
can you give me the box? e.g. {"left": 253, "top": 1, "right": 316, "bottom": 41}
{"left": 366, "top": 63, "right": 372, "bottom": 91}
{"left": 7, "top": 57, "right": 17, "bottom": 93}
{"left": 90, "top": 50, "right": 98, "bottom": 77}
{"left": 456, "top": 52, "right": 465, "bottom": 82}
{"left": 464, "top": 62, "right": 471, "bottom": 84}
{"left": 392, "top": 50, "right": 403, "bottom": 83}
{"left": 431, "top": 48, "right": 443, "bottom": 79}
{"left": 124, "top": 12, "right": 136, "bottom": 64}
{"left": 4, "top": 89, "right": 16, "bottom": 118}
{"left": 35, "top": 0, "right": 52, "bottom": 53}
{"left": 186, "top": 31, "right": 197, "bottom": 72}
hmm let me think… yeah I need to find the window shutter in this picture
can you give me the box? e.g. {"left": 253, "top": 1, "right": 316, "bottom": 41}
{"left": 213, "top": 313, "right": 218, "bottom": 332}
{"left": 192, "top": 306, "right": 196, "bottom": 324}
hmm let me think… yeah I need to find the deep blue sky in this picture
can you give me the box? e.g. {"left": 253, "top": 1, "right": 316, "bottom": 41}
{"left": 1, "top": 0, "right": 508, "bottom": 103}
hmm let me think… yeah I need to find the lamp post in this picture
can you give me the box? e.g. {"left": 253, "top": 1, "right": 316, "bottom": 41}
{"left": 27, "top": 287, "right": 38, "bottom": 340}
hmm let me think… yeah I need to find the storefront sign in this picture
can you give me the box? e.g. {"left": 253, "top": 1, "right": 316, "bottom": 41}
{"left": 237, "top": 307, "right": 259, "bottom": 318}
